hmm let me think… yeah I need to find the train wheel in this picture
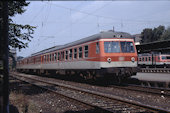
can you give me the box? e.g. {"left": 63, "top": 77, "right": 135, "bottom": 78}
{"left": 163, "top": 64, "right": 167, "bottom": 68}
{"left": 117, "top": 77, "right": 122, "bottom": 84}
{"left": 91, "top": 71, "right": 97, "bottom": 81}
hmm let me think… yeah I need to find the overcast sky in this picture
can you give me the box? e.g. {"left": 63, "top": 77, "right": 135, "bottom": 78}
{"left": 12, "top": 1, "right": 170, "bottom": 57}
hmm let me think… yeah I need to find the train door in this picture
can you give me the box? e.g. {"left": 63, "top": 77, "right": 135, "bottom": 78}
{"left": 152, "top": 54, "right": 156, "bottom": 67}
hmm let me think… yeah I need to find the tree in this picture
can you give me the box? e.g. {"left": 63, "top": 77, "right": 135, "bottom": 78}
{"left": 140, "top": 25, "right": 166, "bottom": 43}
{"left": 159, "top": 26, "right": 170, "bottom": 41}
{"left": 140, "top": 28, "right": 153, "bottom": 43}
{"left": 1, "top": 1, "right": 36, "bottom": 50}
{"left": 152, "top": 25, "right": 165, "bottom": 41}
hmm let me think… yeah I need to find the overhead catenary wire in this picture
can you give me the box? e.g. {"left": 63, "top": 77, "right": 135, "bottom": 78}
{"left": 44, "top": 1, "right": 112, "bottom": 37}
{"left": 43, "top": 1, "right": 170, "bottom": 41}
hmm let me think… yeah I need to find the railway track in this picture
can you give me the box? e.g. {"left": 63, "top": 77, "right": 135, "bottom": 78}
{"left": 141, "top": 68, "right": 170, "bottom": 73}
{"left": 109, "top": 84, "right": 170, "bottom": 97}
{"left": 11, "top": 72, "right": 170, "bottom": 113}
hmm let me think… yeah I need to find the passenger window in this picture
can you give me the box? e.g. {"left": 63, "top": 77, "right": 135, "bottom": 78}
{"left": 145, "top": 57, "right": 147, "bottom": 61}
{"left": 44, "top": 55, "right": 46, "bottom": 62}
{"left": 69, "top": 49, "right": 72, "bottom": 60}
{"left": 46, "top": 55, "right": 48, "bottom": 62}
{"left": 54, "top": 53, "right": 57, "bottom": 61}
{"left": 50, "top": 54, "right": 52, "bottom": 61}
{"left": 148, "top": 57, "right": 151, "bottom": 61}
{"left": 61, "top": 51, "right": 64, "bottom": 60}
{"left": 74, "top": 48, "right": 77, "bottom": 59}
{"left": 79, "top": 47, "right": 82, "bottom": 58}
{"left": 142, "top": 57, "right": 144, "bottom": 61}
{"left": 84, "top": 45, "right": 88, "bottom": 58}
{"left": 96, "top": 42, "right": 100, "bottom": 54}
{"left": 58, "top": 52, "right": 60, "bottom": 61}
{"left": 65, "top": 51, "right": 68, "bottom": 60}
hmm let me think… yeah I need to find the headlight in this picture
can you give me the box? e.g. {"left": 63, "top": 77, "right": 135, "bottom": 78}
{"left": 107, "top": 58, "right": 111, "bottom": 63}
{"left": 131, "top": 57, "right": 135, "bottom": 62}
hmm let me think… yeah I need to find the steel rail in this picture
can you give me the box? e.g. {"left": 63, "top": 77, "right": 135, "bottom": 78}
{"left": 10, "top": 75, "right": 115, "bottom": 113}
{"left": 11, "top": 72, "right": 170, "bottom": 112}
{"left": 109, "top": 84, "right": 170, "bottom": 97}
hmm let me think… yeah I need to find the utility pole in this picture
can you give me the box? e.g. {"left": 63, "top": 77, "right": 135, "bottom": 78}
{"left": 0, "top": 1, "right": 9, "bottom": 113}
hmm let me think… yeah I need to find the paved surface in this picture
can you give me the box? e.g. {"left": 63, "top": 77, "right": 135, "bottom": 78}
{"left": 132, "top": 72, "right": 170, "bottom": 82}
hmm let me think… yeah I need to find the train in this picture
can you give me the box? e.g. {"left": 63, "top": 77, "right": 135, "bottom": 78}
{"left": 138, "top": 53, "right": 170, "bottom": 68}
{"left": 16, "top": 30, "right": 138, "bottom": 81}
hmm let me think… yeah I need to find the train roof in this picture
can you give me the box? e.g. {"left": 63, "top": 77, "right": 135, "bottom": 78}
{"left": 31, "top": 30, "right": 133, "bottom": 56}
{"left": 138, "top": 53, "right": 170, "bottom": 57}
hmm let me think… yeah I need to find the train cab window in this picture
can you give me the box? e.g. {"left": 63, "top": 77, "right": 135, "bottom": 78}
{"left": 96, "top": 42, "right": 100, "bottom": 54}
{"left": 120, "top": 42, "right": 135, "bottom": 53}
{"left": 84, "top": 45, "right": 88, "bottom": 58}
{"left": 79, "top": 47, "right": 82, "bottom": 58}
{"left": 104, "top": 41, "right": 120, "bottom": 53}
{"left": 69, "top": 49, "right": 72, "bottom": 60}
{"left": 65, "top": 51, "right": 68, "bottom": 60}
{"left": 74, "top": 48, "right": 77, "bottom": 59}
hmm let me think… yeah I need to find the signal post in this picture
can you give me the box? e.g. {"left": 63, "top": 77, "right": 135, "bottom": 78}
{"left": 0, "top": 1, "right": 9, "bottom": 113}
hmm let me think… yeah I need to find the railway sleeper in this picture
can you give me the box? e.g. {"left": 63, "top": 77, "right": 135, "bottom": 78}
{"left": 141, "top": 81, "right": 170, "bottom": 88}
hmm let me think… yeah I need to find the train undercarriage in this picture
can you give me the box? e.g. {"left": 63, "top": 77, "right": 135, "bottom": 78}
{"left": 17, "top": 67, "right": 137, "bottom": 83}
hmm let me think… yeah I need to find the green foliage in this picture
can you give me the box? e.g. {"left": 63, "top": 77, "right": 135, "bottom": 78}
{"left": 8, "top": 1, "right": 29, "bottom": 17}
{"left": 160, "top": 27, "right": 170, "bottom": 41}
{"left": 8, "top": 1, "right": 36, "bottom": 50}
{"left": 152, "top": 25, "right": 165, "bottom": 41}
{"left": 141, "top": 28, "right": 153, "bottom": 43}
{"left": 2, "top": 1, "right": 36, "bottom": 50}
{"left": 141, "top": 25, "right": 170, "bottom": 43}
{"left": 9, "top": 23, "right": 35, "bottom": 49}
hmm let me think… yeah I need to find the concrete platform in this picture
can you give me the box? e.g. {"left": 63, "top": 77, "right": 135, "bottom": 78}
{"left": 132, "top": 72, "right": 170, "bottom": 82}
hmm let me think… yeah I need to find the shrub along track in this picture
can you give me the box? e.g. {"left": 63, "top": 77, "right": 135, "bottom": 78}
{"left": 11, "top": 72, "right": 170, "bottom": 113}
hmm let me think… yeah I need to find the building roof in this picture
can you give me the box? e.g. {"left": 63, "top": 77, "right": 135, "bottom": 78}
{"left": 136, "top": 39, "right": 170, "bottom": 54}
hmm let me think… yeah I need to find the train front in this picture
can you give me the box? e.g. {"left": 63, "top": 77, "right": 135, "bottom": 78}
{"left": 97, "top": 32, "right": 138, "bottom": 80}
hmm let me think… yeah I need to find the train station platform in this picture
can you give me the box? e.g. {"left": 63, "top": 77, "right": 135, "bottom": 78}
{"left": 132, "top": 72, "right": 170, "bottom": 82}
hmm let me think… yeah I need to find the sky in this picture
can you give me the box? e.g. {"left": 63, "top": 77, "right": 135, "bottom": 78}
{"left": 12, "top": 1, "right": 170, "bottom": 57}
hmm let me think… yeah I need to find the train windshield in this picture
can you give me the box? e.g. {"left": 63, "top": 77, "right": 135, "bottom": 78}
{"left": 120, "top": 42, "right": 135, "bottom": 53}
{"left": 104, "top": 41, "right": 120, "bottom": 53}
{"left": 104, "top": 41, "right": 135, "bottom": 53}
{"left": 161, "top": 56, "right": 170, "bottom": 60}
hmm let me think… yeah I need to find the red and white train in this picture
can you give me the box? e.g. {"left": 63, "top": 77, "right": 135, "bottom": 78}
{"left": 17, "top": 30, "right": 138, "bottom": 80}
{"left": 138, "top": 53, "right": 170, "bottom": 68}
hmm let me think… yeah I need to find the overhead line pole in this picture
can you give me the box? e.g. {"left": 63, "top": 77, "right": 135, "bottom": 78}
{"left": 0, "top": 1, "right": 9, "bottom": 113}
